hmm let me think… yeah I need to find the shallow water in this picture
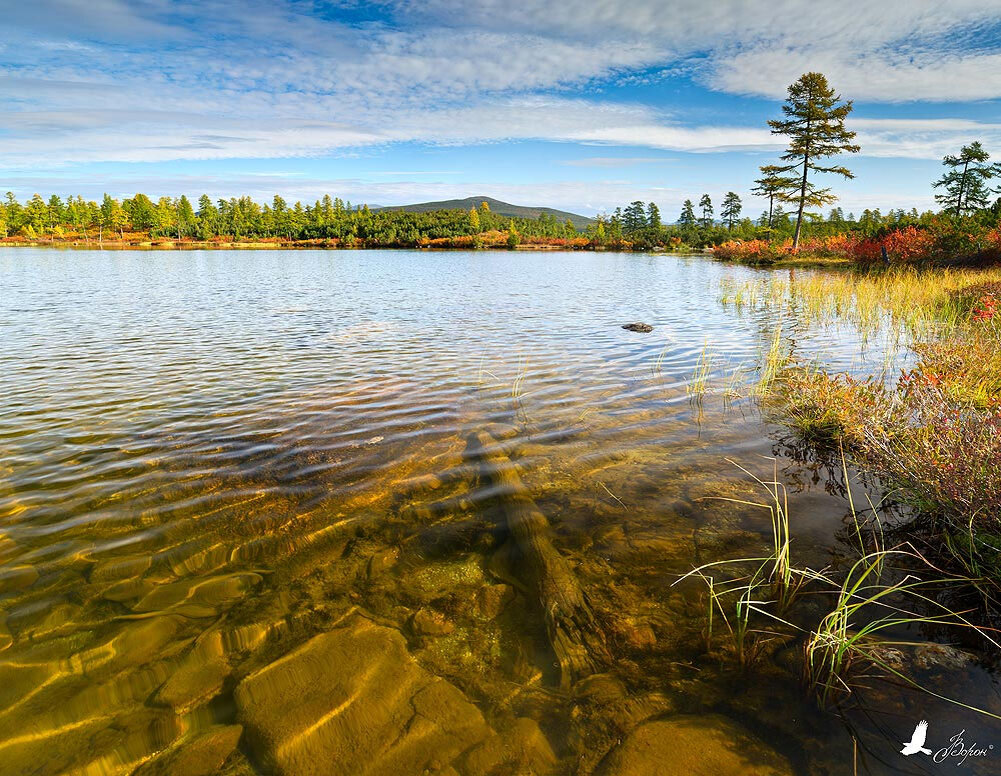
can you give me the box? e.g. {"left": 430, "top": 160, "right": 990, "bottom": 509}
{"left": 1, "top": 249, "right": 998, "bottom": 775}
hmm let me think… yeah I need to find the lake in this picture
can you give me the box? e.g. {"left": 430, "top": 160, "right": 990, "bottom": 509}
{"left": 1, "top": 248, "right": 997, "bottom": 775}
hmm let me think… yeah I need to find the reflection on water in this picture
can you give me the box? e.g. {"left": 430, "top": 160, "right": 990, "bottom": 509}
{"left": 1, "top": 249, "right": 997, "bottom": 775}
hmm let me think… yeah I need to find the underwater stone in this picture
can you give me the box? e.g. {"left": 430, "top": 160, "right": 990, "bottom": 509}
{"left": 134, "top": 724, "right": 243, "bottom": 776}
{"left": 0, "top": 613, "right": 11, "bottom": 651}
{"left": 474, "top": 583, "right": 516, "bottom": 620}
{"left": 366, "top": 547, "right": 400, "bottom": 578}
{"left": 0, "top": 564, "right": 38, "bottom": 594}
{"left": 912, "top": 642, "right": 977, "bottom": 673}
{"left": 461, "top": 717, "right": 557, "bottom": 776}
{"left": 155, "top": 654, "right": 230, "bottom": 713}
{"left": 103, "top": 576, "right": 155, "bottom": 602}
{"left": 621, "top": 323, "right": 653, "bottom": 333}
{"left": 599, "top": 714, "right": 793, "bottom": 776}
{"left": 410, "top": 608, "right": 455, "bottom": 636}
{"left": 89, "top": 554, "right": 152, "bottom": 583}
{"left": 234, "top": 615, "right": 492, "bottom": 776}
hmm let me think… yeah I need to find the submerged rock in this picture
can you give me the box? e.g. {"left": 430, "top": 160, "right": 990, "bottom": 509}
{"left": 234, "top": 615, "right": 492, "bottom": 776}
{"left": 134, "top": 724, "right": 243, "bottom": 776}
{"left": 475, "top": 582, "right": 516, "bottom": 620}
{"left": 0, "top": 564, "right": 38, "bottom": 594}
{"left": 461, "top": 717, "right": 557, "bottom": 776}
{"left": 599, "top": 714, "right": 793, "bottom": 776}
{"left": 0, "top": 613, "right": 11, "bottom": 652}
{"left": 621, "top": 322, "right": 653, "bottom": 333}
{"left": 410, "top": 607, "right": 455, "bottom": 637}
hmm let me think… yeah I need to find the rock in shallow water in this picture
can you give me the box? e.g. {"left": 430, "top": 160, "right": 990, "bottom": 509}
{"left": 134, "top": 724, "right": 243, "bottom": 776}
{"left": 599, "top": 714, "right": 793, "bottom": 776}
{"left": 621, "top": 322, "right": 654, "bottom": 333}
{"left": 234, "top": 615, "right": 493, "bottom": 776}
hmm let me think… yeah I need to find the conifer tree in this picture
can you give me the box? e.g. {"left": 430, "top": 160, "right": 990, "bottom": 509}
{"left": 751, "top": 165, "right": 796, "bottom": 230}
{"left": 698, "top": 194, "right": 713, "bottom": 228}
{"left": 720, "top": 192, "right": 742, "bottom": 230}
{"left": 768, "top": 72, "right": 859, "bottom": 248}
{"left": 933, "top": 141, "right": 1000, "bottom": 216}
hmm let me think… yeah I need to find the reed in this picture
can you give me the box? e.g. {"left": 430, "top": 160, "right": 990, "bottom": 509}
{"left": 677, "top": 457, "right": 1001, "bottom": 718}
{"left": 686, "top": 341, "right": 714, "bottom": 402}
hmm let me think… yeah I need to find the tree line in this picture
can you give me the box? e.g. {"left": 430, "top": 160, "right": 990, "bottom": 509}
{"left": 0, "top": 194, "right": 579, "bottom": 247}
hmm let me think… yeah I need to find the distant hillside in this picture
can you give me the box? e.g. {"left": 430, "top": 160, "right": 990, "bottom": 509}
{"left": 375, "top": 196, "right": 594, "bottom": 230}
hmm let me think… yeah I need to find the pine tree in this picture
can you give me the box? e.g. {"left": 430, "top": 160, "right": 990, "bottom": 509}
{"left": 768, "top": 72, "right": 860, "bottom": 248}
{"left": 623, "top": 200, "right": 647, "bottom": 232}
{"left": 751, "top": 165, "right": 796, "bottom": 230}
{"left": 698, "top": 194, "right": 713, "bottom": 228}
{"left": 933, "top": 142, "right": 1000, "bottom": 217}
{"left": 646, "top": 202, "right": 661, "bottom": 229}
{"left": 468, "top": 206, "right": 480, "bottom": 233}
{"left": 678, "top": 199, "right": 696, "bottom": 227}
{"left": 176, "top": 195, "right": 195, "bottom": 238}
{"left": 720, "top": 192, "right": 742, "bottom": 230}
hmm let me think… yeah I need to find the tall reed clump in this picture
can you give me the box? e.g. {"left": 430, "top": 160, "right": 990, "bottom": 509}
{"left": 678, "top": 460, "right": 1001, "bottom": 718}
{"left": 803, "top": 548, "right": 1000, "bottom": 715}
{"left": 723, "top": 268, "right": 1001, "bottom": 589}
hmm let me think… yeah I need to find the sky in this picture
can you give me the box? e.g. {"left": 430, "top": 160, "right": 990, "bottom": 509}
{"left": 3, "top": 0, "right": 1001, "bottom": 219}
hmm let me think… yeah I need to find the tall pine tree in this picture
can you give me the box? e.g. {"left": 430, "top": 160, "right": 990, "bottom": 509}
{"left": 768, "top": 72, "right": 859, "bottom": 248}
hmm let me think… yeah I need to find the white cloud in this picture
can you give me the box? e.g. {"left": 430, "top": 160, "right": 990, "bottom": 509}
{"left": 1, "top": 0, "right": 1001, "bottom": 174}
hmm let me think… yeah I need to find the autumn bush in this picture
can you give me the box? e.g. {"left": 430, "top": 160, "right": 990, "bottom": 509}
{"left": 772, "top": 290, "right": 1001, "bottom": 538}
{"left": 715, "top": 219, "right": 1001, "bottom": 265}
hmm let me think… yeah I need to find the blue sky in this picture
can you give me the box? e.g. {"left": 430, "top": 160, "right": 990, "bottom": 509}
{"left": 3, "top": 1, "right": 1001, "bottom": 219}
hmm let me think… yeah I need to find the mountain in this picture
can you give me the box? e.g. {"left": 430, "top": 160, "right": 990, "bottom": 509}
{"left": 374, "top": 196, "right": 594, "bottom": 229}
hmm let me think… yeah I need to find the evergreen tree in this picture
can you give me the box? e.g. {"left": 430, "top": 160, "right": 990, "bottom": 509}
{"left": 698, "top": 194, "right": 713, "bottom": 228}
{"left": 751, "top": 165, "right": 796, "bottom": 230}
{"left": 720, "top": 192, "right": 742, "bottom": 230}
{"left": 646, "top": 202, "right": 661, "bottom": 229}
{"left": 768, "top": 72, "right": 860, "bottom": 248}
{"left": 176, "top": 195, "right": 196, "bottom": 238}
{"left": 622, "top": 200, "right": 647, "bottom": 232}
{"left": 933, "top": 141, "right": 1000, "bottom": 217}
{"left": 678, "top": 199, "right": 696, "bottom": 227}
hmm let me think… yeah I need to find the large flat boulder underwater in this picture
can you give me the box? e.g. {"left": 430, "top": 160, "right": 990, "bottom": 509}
{"left": 234, "top": 614, "right": 494, "bottom": 776}
{"left": 599, "top": 714, "right": 793, "bottom": 776}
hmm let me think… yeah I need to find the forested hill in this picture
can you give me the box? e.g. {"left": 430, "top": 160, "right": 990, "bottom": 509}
{"left": 376, "top": 196, "right": 594, "bottom": 229}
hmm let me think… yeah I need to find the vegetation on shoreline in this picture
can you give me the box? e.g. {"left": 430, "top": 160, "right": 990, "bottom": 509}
{"left": 0, "top": 195, "right": 603, "bottom": 250}
{"left": 722, "top": 267, "right": 1001, "bottom": 590}
{"left": 678, "top": 266, "right": 1001, "bottom": 718}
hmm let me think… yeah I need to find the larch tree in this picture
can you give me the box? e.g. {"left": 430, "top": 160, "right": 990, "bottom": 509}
{"left": 646, "top": 202, "right": 661, "bottom": 229}
{"left": 623, "top": 200, "right": 647, "bottom": 232}
{"left": 720, "top": 192, "right": 742, "bottom": 230}
{"left": 933, "top": 141, "right": 1000, "bottom": 217}
{"left": 698, "top": 194, "right": 713, "bottom": 228}
{"left": 768, "top": 72, "right": 859, "bottom": 249}
{"left": 678, "top": 199, "right": 697, "bottom": 227}
{"left": 751, "top": 165, "right": 797, "bottom": 230}
{"left": 176, "top": 195, "right": 196, "bottom": 238}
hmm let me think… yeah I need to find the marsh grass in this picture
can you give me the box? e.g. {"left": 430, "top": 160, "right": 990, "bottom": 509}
{"left": 723, "top": 266, "right": 1001, "bottom": 596}
{"left": 686, "top": 341, "right": 714, "bottom": 402}
{"left": 721, "top": 266, "right": 1001, "bottom": 339}
{"left": 803, "top": 547, "right": 1001, "bottom": 718}
{"left": 678, "top": 457, "right": 1001, "bottom": 718}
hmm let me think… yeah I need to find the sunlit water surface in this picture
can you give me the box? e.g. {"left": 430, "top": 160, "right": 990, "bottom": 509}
{"left": 1, "top": 249, "right": 998, "bottom": 775}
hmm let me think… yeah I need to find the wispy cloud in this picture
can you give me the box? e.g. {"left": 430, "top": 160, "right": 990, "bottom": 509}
{"left": 1, "top": 0, "right": 1000, "bottom": 212}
